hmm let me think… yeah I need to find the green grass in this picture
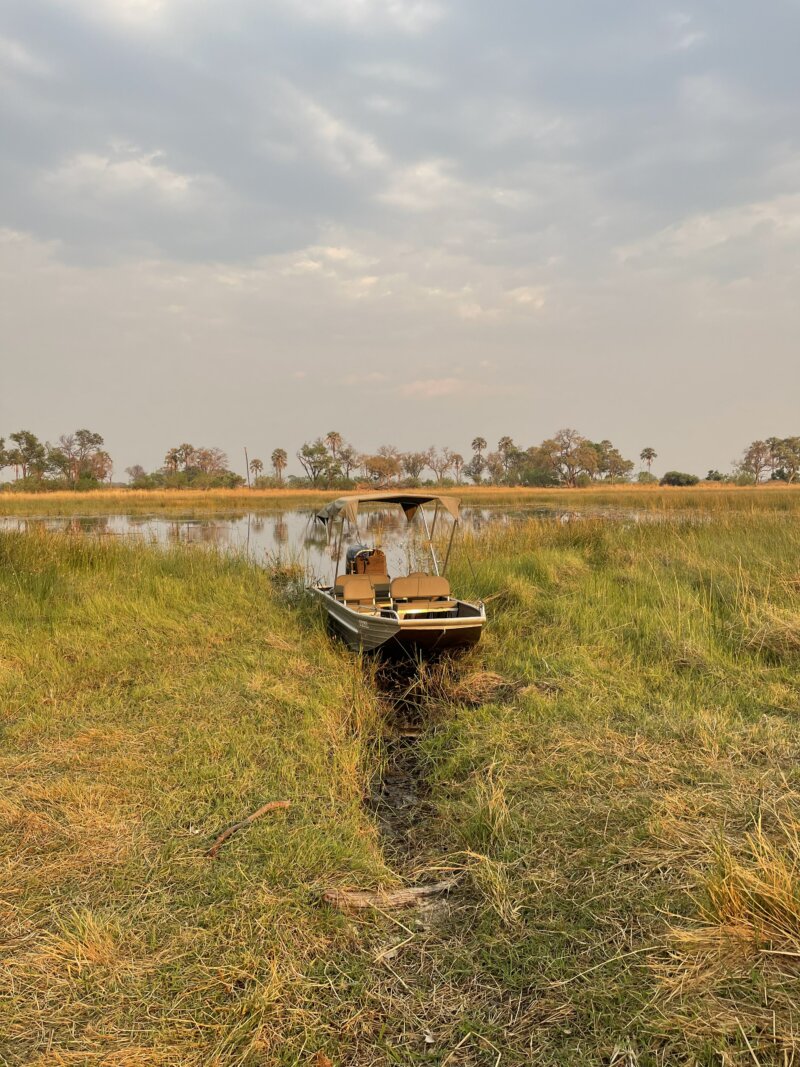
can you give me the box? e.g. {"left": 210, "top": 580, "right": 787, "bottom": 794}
{"left": 2, "top": 509, "right": 800, "bottom": 1064}
{"left": 0, "top": 533, "right": 390, "bottom": 1064}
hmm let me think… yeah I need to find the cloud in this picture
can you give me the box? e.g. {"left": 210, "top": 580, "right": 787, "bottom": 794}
{"left": 618, "top": 193, "right": 800, "bottom": 264}
{"left": 663, "top": 11, "right": 706, "bottom": 51}
{"left": 401, "top": 377, "right": 468, "bottom": 398}
{"left": 280, "top": 0, "right": 445, "bottom": 33}
{"left": 506, "top": 285, "right": 547, "bottom": 309}
{"left": 44, "top": 145, "right": 194, "bottom": 202}
{"left": 351, "top": 60, "right": 440, "bottom": 88}
{"left": 343, "top": 371, "right": 387, "bottom": 385}
{"left": 378, "top": 158, "right": 466, "bottom": 212}
{"left": 65, "top": 0, "right": 182, "bottom": 29}
{"left": 0, "top": 32, "right": 50, "bottom": 77}
{"left": 280, "top": 83, "right": 389, "bottom": 175}
{"left": 3, "top": 0, "right": 800, "bottom": 476}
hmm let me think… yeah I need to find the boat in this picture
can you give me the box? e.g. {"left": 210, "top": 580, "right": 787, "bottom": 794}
{"left": 308, "top": 491, "right": 486, "bottom": 654}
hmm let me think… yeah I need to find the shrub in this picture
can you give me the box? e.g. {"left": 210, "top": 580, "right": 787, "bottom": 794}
{"left": 660, "top": 471, "right": 700, "bottom": 487}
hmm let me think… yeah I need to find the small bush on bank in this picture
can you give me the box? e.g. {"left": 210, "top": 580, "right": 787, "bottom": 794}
{"left": 661, "top": 470, "right": 700, "bottom": 486}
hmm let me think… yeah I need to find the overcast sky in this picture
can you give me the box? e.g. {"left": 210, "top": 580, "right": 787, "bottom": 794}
{"left": 1, "top": 0, "right": 799, "bottom": 478}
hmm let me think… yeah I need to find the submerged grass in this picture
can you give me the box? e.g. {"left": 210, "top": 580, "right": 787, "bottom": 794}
{"left": 2, "top": 505, "right": 800, "bottom": 1064}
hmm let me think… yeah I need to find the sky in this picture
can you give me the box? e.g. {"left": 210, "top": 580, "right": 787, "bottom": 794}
{"left": 1, "top": 0, "right": 799, "bottom": 479}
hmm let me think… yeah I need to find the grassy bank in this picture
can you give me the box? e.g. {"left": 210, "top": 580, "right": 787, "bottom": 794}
{"left": 432, "top": 513, "right": 800, "bottom": 1063}
{"left": 1, "top": 483, "right": 799, "bottom": 517}
{"left": 3, "top": 510, "right": 800, "bottom": 1064}
{"left": 0, "top": 534, "right": 390, "bottom": 1064}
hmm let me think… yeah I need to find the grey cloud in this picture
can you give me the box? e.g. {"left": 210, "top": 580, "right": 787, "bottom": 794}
{"left": 1, "top": 0, "right": 800, "bottom": 475}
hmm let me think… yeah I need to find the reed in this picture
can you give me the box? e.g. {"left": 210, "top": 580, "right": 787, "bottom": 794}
{"left": 2, "top": 482, "right": 800, "bottom": 516}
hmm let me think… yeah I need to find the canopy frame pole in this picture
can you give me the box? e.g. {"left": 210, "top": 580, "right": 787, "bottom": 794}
{"left": 442, "top": 517, "right": 458, "bottom": 575}
{"left": 332, "top": 518, "right": 345, "bottom": 586}
{"left": 421, "top": 504, "right": 440, "bottom": 576}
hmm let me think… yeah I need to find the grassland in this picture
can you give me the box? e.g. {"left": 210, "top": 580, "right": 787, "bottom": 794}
{"left": 1, "top": 483, "right": 799, "bottom": 517}
{"left": 2, "top": 500, "right": 800, "bottom": 1065}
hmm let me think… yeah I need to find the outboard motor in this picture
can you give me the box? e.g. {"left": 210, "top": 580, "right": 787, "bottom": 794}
{"left": 346, "top": 545, "right": 368, "bottom": 574}
{"left": 346, "top": 545, "right": 388, "bottom": 576}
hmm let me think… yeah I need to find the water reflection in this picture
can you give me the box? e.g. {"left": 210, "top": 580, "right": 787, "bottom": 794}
{"left": 0, "top": 504, "right": 649, "bottom": 582}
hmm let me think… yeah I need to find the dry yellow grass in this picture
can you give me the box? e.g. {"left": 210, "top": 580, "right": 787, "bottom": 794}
{"left": 2, "top": 481, "right": 800, "bottom": 516}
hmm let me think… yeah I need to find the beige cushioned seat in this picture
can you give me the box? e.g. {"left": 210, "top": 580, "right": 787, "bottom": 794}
{"left": 335, "top": 574, "right": 390, "bottom": 600}
{"left": 390, "top": 575, "right": 450, "bottom": 601}
{"left": 338, "top": 574, "right": 375, "bottom": 608}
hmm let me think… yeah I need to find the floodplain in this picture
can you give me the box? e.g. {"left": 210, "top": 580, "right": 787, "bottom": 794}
{"left": 2, "top": 488, "right": 800, "bottom": 1065}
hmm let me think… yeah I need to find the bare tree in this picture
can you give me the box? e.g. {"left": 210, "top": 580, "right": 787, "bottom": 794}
{"left": 402, "top": 451, "right": 430, "bottom": 481}
{"left": 338, "top": 444, "right": 358, "bottom": 479}
{"left": 125, "top": 464, "right": 147, "bottom": 484}
{"left": 363, "top": 454, "right": 400, "bottom": 483}
{"left": 427, "top": 446, "right": 454, "bottom": 483}
{"left": 739, "top": 440, "right": 772, "bottom": 483}
{"left": 176, "top": 443, "right": 196, "bottom": 471}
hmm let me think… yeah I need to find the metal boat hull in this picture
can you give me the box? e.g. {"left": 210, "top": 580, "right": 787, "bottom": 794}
{"left": 310, "top": 587, "right": 484, "bottom": 654}
{"left": 390, "top": 616, "right": 483, "bottom": 653}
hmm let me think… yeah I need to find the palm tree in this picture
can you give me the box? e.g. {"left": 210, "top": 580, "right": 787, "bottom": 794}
{"left": 325, "top": 431, "right": 342, "bottom": 460}
{"left": 451, "top": 452, "right": 464, "bottom": 484}
{"left": 640, "top": 447, "right": 657, "bottom": 474}
{"left": 471, "top": 436, "right": 487, "bottom": 460}
{"left": 249, "top": 457, "right": 263, "bottom": 480}
{"left": 271, "top": 448, "right": 288, "bottom": 483}
{"left": 497, "top": 436, "right": 516, "bottom": 482}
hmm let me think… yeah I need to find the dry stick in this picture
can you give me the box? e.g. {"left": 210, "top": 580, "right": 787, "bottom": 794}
{"left": 206, "top": 800, "right": 291, "bottom": 859}
{"left": 322, "top": 877, "right": 459, "bottom": 911}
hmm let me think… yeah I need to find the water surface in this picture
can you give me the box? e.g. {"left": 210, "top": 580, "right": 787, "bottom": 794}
{"left": 1, "top": 505, "right": 590, "bottom": 583}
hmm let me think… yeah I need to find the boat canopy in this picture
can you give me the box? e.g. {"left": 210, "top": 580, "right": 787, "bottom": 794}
{"left": 315, "top": 491, "right": 460, "bottom": 526}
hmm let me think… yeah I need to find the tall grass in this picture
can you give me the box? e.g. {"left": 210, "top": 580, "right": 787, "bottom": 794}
{"left": 3, "top": 508, "right": 800, "bottom": 1064}
{"left": 0, "top": 531, "right": 390, "bottom": 1064}
{"left": 425, "top": 510, "right": 800, "bottom": 1062}
{"left": 1, "top": 483, "right": 799, "bottom": 516}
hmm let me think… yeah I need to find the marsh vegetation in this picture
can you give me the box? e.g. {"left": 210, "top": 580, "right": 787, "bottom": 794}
{"left": 2, "top": 493, "right": 800, "bottom": 1064}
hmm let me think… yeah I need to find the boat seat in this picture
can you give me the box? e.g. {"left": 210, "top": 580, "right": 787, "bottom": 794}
{"left": 337, "top": 574, "right": 376, "bottom": 609}
{"left": 370, "top": 579, "right": 391, "bottom": 599}
{"left": 390, "top": 575, "right": 451, "bottom": 602}
{"left": 335, "top": 574, "right": 391, "bottom": 600}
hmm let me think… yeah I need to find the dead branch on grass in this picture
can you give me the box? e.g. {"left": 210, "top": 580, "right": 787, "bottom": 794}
{"left": 206, "top": 800, "right": 291, "bottom": 859}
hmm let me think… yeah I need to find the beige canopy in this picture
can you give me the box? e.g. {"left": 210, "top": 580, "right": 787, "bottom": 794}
{"left": 315, "top": 491, "right": 460, "bottom": 526}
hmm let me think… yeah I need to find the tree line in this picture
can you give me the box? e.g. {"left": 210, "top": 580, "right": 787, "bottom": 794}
{"left": 0, "top": 429, "right": 113, "bottom": 488}
{"left": 2, "top": 426, "right": 797, "bottom": 491}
